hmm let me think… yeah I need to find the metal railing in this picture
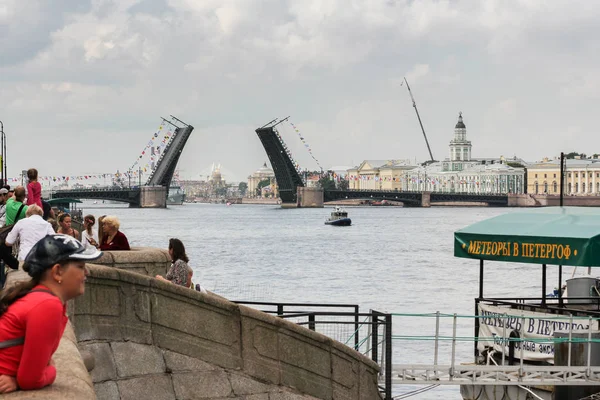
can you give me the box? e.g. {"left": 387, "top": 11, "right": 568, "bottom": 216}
{"left": 233, "top": 300, "right": 393, "bottom": 399}
{"left": 391, "top": 311, "right": 600, "bottom": 387}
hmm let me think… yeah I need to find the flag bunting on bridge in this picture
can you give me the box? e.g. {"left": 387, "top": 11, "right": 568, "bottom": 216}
{"left": 289, "top": 121, "right": 323, "bottom": 171}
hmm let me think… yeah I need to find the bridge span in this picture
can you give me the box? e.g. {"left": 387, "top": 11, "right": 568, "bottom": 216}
{"left": 51, "top": 118, "right": 193, "bottom": 208}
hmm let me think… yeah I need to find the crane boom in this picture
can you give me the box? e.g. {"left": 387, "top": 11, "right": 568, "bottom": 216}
{"left": 404, "top": 77, "right": 435, "bottom": 163}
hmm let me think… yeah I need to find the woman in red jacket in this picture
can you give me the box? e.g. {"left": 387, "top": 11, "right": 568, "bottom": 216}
{"left": 0, "top": 234, "right": 102, "bottom": 393}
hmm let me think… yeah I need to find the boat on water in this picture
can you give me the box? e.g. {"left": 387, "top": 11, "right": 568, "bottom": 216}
{"left": 167, "top": 185, "right": 186, "bottom": 205}
{"left": 325, "top": 207, "right": 351, "bottom": 226}
{"left": 453, "top": 207, "right": 600, "bottom": 400}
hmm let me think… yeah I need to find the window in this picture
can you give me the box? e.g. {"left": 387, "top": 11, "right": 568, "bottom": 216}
{"left": 535, "top": 174, "right": 538, "bottom": 178}
{"left": 553, "top": 181, "right": 557, "bottom": 193}
{"left": 583, "top": 183, "right": 586, "bottom": 193}
{"left": 553, "top": 174, "right": 556, "bottom": 178}
{"left": 569, "top": 173, "right": 572, "bottom": 178}
{"left": 535, "top": 182, "right": 539, "bottom": 194}
{"left": 568, "top": 183, "right": 572, "bottom": 193}
{"left": 576, "top": 173, "right": 579, "bottom": 178}
{"left": 576, "top": 183, "right": 579, "bottom": 192}
{"left": 590, "top": 173, "right": 593, "bottom": 178}
{"left": 544, "top": 174, "right": 547, "bottom": 178}
{"left": 544, "top": 182, "right": 548, "bottom": 193}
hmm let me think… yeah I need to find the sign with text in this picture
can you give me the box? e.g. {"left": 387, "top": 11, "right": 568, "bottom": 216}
{"left": 477, "top": 304, "right": 591, "bottom": 363}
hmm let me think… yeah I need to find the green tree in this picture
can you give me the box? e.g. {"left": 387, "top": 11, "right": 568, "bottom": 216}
{"left": 338, "top": 178, "right": 349, "bottom": 190}
{"left": 215, "top": 187, "right": 228, "bottom": 197}
{"left": 238, "top": 182, "right": 248, "bottom": 196}
{"left": 318, "top": 176, "right": 336, "bottom": 191}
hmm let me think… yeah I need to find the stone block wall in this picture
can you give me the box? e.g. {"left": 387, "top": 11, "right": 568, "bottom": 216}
{"left": 74, "top": 265, "right": 381, "bottom": 400}
{"left": 94, "top": 247, "right": 171, "bottom": 277}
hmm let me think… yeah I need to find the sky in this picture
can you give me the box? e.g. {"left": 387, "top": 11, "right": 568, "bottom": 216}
{"left": 1, "top": 0, "right": 599, "bottom": 183}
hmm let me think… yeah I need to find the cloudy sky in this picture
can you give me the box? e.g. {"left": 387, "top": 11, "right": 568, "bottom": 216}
{"left": 1, "top": 0, "right": 599, "bottom": 183}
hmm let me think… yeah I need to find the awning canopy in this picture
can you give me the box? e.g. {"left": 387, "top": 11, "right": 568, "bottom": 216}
{"left": 454, "top": 207, "right": 600, "bottom": 267}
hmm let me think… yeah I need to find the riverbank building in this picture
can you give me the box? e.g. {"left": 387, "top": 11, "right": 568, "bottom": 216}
{"left": 348, "top": 113, "right": 526, "bottom": 194}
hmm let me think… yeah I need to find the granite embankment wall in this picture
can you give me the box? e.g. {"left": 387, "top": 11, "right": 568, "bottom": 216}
{"left": 75, "top": 265, "right": 381, "bottom": 400}
{"left": 79, "top": 248, "right": 381, "bottom": 400}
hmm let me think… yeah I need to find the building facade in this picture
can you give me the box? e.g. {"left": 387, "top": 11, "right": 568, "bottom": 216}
{"left": 347, "top": 160, "right": 416, "bottom": 190}
{"left": 527, "top": 159, "right": 600, "bottom": 195}
{"left": 347, "top": 114, "right": 526, "bottom": 194}
{"left": 247, "top": 162, "right": 279, "bottom": 198}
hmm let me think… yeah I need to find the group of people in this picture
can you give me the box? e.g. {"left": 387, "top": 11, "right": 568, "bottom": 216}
{"left": 0, "top": 168, "right": 206, "bottom": 394}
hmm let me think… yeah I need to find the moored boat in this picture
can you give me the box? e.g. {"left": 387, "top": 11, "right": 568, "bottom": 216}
{"left": 325, "top": 207, "right": 351, "bottom": 226}
{"left": 453, "top": 207, "right": 600, "bottom": 400}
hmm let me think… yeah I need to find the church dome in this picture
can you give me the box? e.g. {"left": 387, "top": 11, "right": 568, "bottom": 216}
{"left": 455, "top": 112, "right": 466, "bottom": 129}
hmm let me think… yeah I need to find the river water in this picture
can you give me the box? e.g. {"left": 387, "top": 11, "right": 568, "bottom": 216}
{"left": 82, "top": 203, "right": 568, "bottom": 399}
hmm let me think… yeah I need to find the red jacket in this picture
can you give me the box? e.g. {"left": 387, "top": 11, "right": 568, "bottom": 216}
{"left": 26, "top": 182, "right": 43, "bottom": 208}
{"left": 100, "top": 230, "right": 131, "bottom": 251}
{"left": 0, "top": 285, "right": 67, "bottom": 390}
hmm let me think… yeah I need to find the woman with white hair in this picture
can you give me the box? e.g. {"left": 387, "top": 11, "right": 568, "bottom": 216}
{"left": 99, "top": 216, "right": 130, "bottom": 251}
{"left": 5, "top": 205, "right": 55, "bottom": 261}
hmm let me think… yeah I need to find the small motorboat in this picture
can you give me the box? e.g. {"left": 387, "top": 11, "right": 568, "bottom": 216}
{"left": 325, "top": 207, "right": 352, "bottom": 226}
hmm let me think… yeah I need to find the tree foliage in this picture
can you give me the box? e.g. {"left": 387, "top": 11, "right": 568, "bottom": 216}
{"left": 318, "top": 176, "right": 336, "bottom": 191}
{"left": 238, "top": 182, "right": 248, "bottom": 196}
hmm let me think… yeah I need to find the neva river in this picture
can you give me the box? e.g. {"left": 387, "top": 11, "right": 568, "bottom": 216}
{"left": 82, "top": 203, "right": 566, "bottom": 399}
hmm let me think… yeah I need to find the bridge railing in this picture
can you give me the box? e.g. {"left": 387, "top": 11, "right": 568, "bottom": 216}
{"left": 232, "top": 300, "right": 393, "bottom": 399}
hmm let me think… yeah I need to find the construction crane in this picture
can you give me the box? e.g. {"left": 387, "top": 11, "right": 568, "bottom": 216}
{"left": 404, "top": 77, "right": 436, "bottom": 164}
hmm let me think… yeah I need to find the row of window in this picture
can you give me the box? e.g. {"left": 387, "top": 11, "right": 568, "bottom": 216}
{"left": 534, "top": 172, "right": 600, "bottom": 178}
{"left": 533, "top": 182, "right": 600, "bottom": 194}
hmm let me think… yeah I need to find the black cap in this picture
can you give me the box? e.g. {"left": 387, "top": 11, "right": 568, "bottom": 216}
{"left": 24, "top": 234, "right": 103, "bottom": 277}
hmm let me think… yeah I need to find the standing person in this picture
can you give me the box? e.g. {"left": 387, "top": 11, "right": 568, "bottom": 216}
{"left": 155, "top": 238, "right": 191, "bottom": 288}
{"left": 26, "top": 169, "right": 42, "bottom": 208}
{"left": 5, "top": 187, "right": 28, "bottom": 226}
{"left": 56, "top": 214, "right": 79, "bottom": 241}
{"left": 0, "top": 235, "right": 102, "bottom": 393}
{"left": 0, "top": 188, "right": 8, "bottom": 226}
{"left": 99, "top": 216, "right": 130, "bottom": 251}
{"left": 81, "top": 215, "right": 98, "bottom": 250}
{"left": 5, "top": 205, "right": 56, "bottom": 261}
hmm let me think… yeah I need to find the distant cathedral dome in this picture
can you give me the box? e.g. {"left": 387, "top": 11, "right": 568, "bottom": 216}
{"left": 455, "top": 112, "right": 466, "bottom": 129}
{"left": 254, "top": 162, "right": 274, "bottom": 178}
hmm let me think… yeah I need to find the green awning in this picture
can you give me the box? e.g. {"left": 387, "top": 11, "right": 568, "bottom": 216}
{"left": 454, "top": 207, "right": 600, "bottom": 267}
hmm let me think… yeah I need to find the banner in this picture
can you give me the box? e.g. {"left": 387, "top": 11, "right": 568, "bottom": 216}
{"left": 477, "top": 303, "right": 590, "bottom": 363}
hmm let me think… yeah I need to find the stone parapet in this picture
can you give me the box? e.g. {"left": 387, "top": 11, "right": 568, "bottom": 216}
{"left": 75, "top": 264, "right": 381, "bottom": 400}
{"left": 93, "top": 247, "right": 171, "bottom": 277}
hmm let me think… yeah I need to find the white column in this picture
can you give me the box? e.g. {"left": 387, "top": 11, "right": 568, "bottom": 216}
{"left": 578, "top": 170, "right": 582, "bottom": 194}
{"left": 593, "top": 171, "right": 597, "bottom": 194}
{"left": 570, "top": 170, "right": 575, "bottom": 194}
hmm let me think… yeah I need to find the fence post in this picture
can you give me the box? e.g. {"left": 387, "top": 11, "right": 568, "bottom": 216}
{"left": 450, "top": 313, "right": 457, "bottom": 379}
{"left": 371, "top": 311, "right": 379, "bottom": 365}
{"left": 277, "top": 304, "right": 284, "bottom": 316}
{"left": 434, "top": 311, "right": 440, "bottom": 373}
{"left": 308, "top": 314, "right": 315, "bottom": 331}
{"left": 385, "top": 313, "right": 392, "bottom": 400}
{"left": 355, "top": 305, "right": 360, "bottom": 351}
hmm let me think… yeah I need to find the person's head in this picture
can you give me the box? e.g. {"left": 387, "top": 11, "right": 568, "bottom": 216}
{"left": 26, "top": 204, "right": 43, "bottom": 217}
{"left": 102, "top": 216, "right": 120, "bottom": 235}
{"left": 58, "top": 213, "right": 72, "bottom": 230}
{"left": 14, "top": 186, "right": 25, "bottom": 202}
{"left": 0, "top": 188, "right": 8, "bottom": 204}
{"left": 168, "top": 238, "right": 189, "bottom": 263}
{"left": 84, "top": 215, "right": 95, "bottom": 232}
{"left": 27, "top": 168, "right": 38, "bottom": 182}
{"left": 0, "top": 235, "right": 102, "bottom": 315}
